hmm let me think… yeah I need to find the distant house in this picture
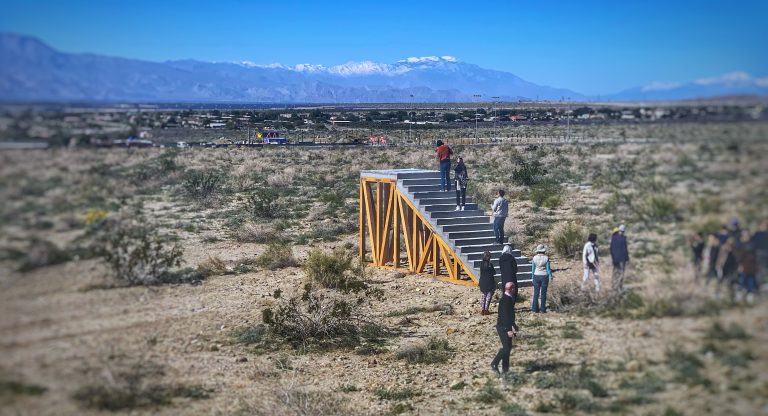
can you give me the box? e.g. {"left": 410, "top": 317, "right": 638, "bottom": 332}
{"left": 208, "top": 122, "right": 226, "bottom": 128}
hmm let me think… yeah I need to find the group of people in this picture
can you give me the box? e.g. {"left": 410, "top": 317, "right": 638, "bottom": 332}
{"left": 581, "top": 225, "right": 631, "bottom": 294}
{"left": 689, "top": 219, "right": 767, "bottom": 303}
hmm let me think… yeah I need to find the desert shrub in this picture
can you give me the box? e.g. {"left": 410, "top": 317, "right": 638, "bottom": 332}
{"left": 385, "top": 303, "right": 454, "bottom": 317}
{"left": 233, "top": 222, "right": 278, "bottom": 243}
{"left": 197, "top": 256, "right": 230, "bottom": 277}
{"left": 245, "top": 188, "right": 280, "bottom": 219}
{"left": 529, "top": 179, "right": 564, "bottom": 208}
{"left": 0, "top": 377, "right": 47, "bottom": 398}
{"left": 511, "top": 158, "right": 545, "bottom": 186}
{"left": 304, "top": 248, "right": 367, "bottom": 292}
{"left": 665, "top": 346, "right": 709, "bottom": 386}
{"left": 244, "top": 387, "right": 351, "bottom": 416}
{"left": 17, "top": 239, "right": 72, "bottom": 272}
{"left": 373, "top": 387, "right": 419, "bottom": 401}
{"left": 636, "top": 195, "right": 680, "bottom": 223}
{"left": 260, "top": 284, "right": 384, "bottom": 350}
{"left": 395, "top": 338, "right": 452, "bottom": 364}
{"left": 473, "top": 379, "right": 504, "bottom": 404}
{"left": 96, "top": 218, "right": 183, "bottom": 286}
{"left": 500, "top": 402, "right": 529, "bottom": 416}
{"left": 552, "top": 392, "right": 600, "bottom": 412}
{"left": 619, "top": 372, "right": 666, "bottom": 395}
{"left": 705, "top": 321, "right": 749, "bottom": 340}
{"left": 181, "top": 169, "right": 225, "bottom": 202}
{"left": 561, "top": 321, "right": 583, "bottom": 339}
{"left": 256, "top": 242, "right": 298, "bottom": 270}
{"left": 71, "top": 359, "right": 210, "bottom": 411}
{"left": 550, "top": 221, "right": 585, "bottom": 259}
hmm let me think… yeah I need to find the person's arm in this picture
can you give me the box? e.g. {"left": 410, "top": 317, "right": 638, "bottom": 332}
{"left": 491, "top": 198, "right": 499, "bottom": 214}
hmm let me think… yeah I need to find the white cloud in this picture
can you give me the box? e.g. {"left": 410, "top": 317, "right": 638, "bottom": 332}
{"left": 398, "top": 55, "right": 459, "bottom": 63}
{"left": 641, "top": 81, "right": 682, "bottom": 92}
{"left": 695, "top": 71, "right": 752, "bottom": 85}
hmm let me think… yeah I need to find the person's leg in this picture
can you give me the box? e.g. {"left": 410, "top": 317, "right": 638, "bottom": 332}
{"left": 582, "top": 267, "right": 590, "bottom": 290}
{"left": 443, "top": 160, "right": 451, "bottom": 191}
{"left": 460, "top": 188, "right": 466, "bottom": 207}
{"left": 498, "top": 217, "right": 505, "bottom": 244}
{"left": 541, "top": 276, "right": 549, "bottom": 313}
{"left": 439, "top": 161, "right": 448, "bottom": 191}
{"left": 617, "top": 262, "right": 626, "bottom": 293}
{"left": 593, "top": 267, "right": 601, "bottom": 292}
{"left": 491, "top": 325, "right": 505, "bottom": 370}
{"left": 531, "top": 275, "right": 541, "bottom": 312}
{"left": 456, "top": 189, "right": 461, "bottom": 207}
{"left": 612, "top": 263, "right": 621, "bottom": 292}
{"left": 500, "top": 330, "right": 512, "bottom": 372}
{"left": 493, "top": 217, "right": 503, "bottom": 244}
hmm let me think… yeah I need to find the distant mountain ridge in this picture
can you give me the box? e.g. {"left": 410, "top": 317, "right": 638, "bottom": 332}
{"left": 0, "top": 33, "right": 766, "bottom": 103}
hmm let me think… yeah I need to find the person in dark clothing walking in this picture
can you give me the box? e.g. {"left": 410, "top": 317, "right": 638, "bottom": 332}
{"left": 689, "top": 232, "right": 705, "bottom": 281}
{"left": 435, "top": 140, "right": 453, "bottom": 192}
{"left": 705, "top": 234, "right": 721, "bottom": 285}
{"left": 454, "top": 157, "right": 469, "bottom": 211}
{"left": 609, "top": 224, "right": 630, "bottom": 293}
{"left": 499, "top": 243, "right": 518, "bottom": 299}
{"left": 479, "top": 251, "right": 496, "bottom": 315}
{"left": 491, "top": 281, "right": 518, "bottom": 375}
{"left": 752, "top": 221, "right": 768, "bottom": 290}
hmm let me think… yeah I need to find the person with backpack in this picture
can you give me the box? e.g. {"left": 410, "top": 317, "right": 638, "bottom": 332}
{"left": 491, "top": 190, "right": 508, "bottom": 245}
{"left": 609, "top": 224, "right": 630, "bottom": 293}
{"left": 490, "top": 281, "right": 518, "bottom": 375}
{"left": 454, "top": 157, "right": 469, "bottom": 211}
{"left": 531, "top": 244, "right": 553, "bottom": 313}
{"left": 435, "top": 140, "right": 453, "bottom": 192}
{"left": 479, "top": 251, "right": 496, "bottom": 315}
{"left": 582, "top": 233, "right": 600, "bottom": 292}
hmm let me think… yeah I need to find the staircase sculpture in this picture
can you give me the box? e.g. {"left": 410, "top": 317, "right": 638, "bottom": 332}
{"left": 359, "top": 169, "right": 532, "bottom": 287}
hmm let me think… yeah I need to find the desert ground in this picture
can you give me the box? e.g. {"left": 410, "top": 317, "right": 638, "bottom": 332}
{"left": 1, "top": 121, "right": 767, "bottom": 415}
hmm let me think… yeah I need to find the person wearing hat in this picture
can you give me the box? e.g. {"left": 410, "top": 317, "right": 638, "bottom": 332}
{"left": 531, "top": 244, "right": 553, "bottom": 313}
{"left": 609, "top": 224, "right": 630, "bottom": 293}
{"left": 499, "top": 242, "right": 518, "bottom": 300}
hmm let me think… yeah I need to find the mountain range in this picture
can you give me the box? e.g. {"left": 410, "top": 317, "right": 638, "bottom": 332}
{"left": 1, "top": 33, "right": 766, "bottom": 103}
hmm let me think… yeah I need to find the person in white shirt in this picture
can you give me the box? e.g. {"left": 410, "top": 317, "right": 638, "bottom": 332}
{"left": 582, "top": 233, "right": 600, "bottom": 292}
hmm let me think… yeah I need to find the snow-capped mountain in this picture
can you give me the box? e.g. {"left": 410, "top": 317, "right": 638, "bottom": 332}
{"left": 0, "top": 33, "right": 579, "bottom": 103}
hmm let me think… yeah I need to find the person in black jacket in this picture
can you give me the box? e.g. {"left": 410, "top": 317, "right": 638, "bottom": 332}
{"left": 491, "top": 281, "right": 518, "bottom": 374}
{"left": 479, "top": 251, "right": 496, "bottom": 315}
{"left": 499, "top": 242, "right": 518, "bottom": 300}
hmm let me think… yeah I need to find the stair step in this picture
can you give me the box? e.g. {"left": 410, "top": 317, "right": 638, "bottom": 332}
{"left": 470, "top": 257, "right": 529, "bottom": 268}
{"left": 430, "top": 210, "right": 485, "bottom": 219}
{"left": 425, "top": 203, "right": 479, "bottom": 212}
{"left": 402, "top": 178, "right": 442, "bottom": 186}
{"left": 436, "top": 216, "right": 490, "bottom": 226}
{"left": 459, "top": 244, "right": 505, "bottom": 253}
{"left": 454, "top": 237, "right": 499, "bottom": 246}
{"left": 406, "top": 185, "right": 443, "bottom": 193}
{"left": 466, "top": 250, "right": 522, "bottom": 260}
{"left": 447, "top": 230, "right": 495, "bottom": 240}
{"left": 442, "top": 223, "right": 493, "bottom": 233}
{"left": 396, "top": 171, "right": 440, "bottom": 179}
{"left": 412, "top": 191, "right": 461, "bottom": 199}
{"left": 418, "top": 197, "right": 475, "bottom": 206}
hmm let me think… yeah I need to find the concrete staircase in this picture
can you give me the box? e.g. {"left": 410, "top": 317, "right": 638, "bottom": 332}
{"left": 395, "top": 170, "right": 533, "bottom": 287}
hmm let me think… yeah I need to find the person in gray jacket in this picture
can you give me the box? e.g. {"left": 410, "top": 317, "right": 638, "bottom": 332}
{"left": 491, "top": 190, "right": 508, "bottom": 245}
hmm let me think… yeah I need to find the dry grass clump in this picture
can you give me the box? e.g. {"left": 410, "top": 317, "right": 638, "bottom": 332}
{"left": 395, "top": 338, "right": 452, "bottom": 364}
{"left": 256, "top": 242, "right": 298, "bottom": 270}
{"left": 232, "top": 222, "right": 278, "bottom": 243}
{"left": 197, "top": 256, "right": 230, "bottom": 277}
{"left": 16, "top": 239, "right": 73, "bottom": 272}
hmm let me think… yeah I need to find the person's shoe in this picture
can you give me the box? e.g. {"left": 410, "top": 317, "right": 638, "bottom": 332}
{"left": 491, "top": 363, "right": 499, "bottom": 374}
{"left": 461, "top": 206, "right": 465, "bottom": 211}
{"left": 455, "top": 205, "right": 461, "bottom": 211}
{"left": 746, "top": 293, "right": 755, "bottom": 304}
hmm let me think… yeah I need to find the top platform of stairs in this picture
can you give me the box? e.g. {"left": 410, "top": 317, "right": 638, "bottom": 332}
{"left": 360, "top": 169, "right": 439, "bottom": 180}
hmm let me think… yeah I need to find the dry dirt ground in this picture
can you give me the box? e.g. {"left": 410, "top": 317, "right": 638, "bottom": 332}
{"left": 1, "top": 126, "right": 767, "bottom": 415}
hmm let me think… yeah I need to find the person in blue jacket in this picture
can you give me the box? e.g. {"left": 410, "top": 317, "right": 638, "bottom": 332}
{"left": 609, "top": 224, "right": 630, "bottom": 293}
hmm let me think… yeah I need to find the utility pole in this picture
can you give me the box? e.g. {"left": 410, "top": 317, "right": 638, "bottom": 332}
{"left": 473, "top": 94, "right": 481, "bottom": 143}
{"left": 409, "top": 94, "right": 414, "bottom": 144}
{"left": 566, "top": 96, "right": 571, "bottom": 142}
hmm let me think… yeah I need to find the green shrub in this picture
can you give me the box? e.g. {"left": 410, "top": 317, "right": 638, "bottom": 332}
{"left": 705, "top": 321, "right": 750, "bottom": 340}
{"left": 256, "top": 242, "right": 298, "bottom": 270}
{"left": 637, "top": 195, "right": 680, "bottom": 223}
{"left": 304, "top": 248, "right": 367, "bottom": 292}
{"left": 374, "top": 387, "right": 418, "bottom": 401}
{"left": 181, "top": 169, "right": 225, "bottom": 202}
{"left": 550, "top": 221, "right": 585, "bottom": 259}
{"left": 245, "top": 188, "right": 280, "bottom": 219}
{"left": 561, "top": 321, "right": 583, "bottom": 339}
{"left": 500, "top": 402, "right": 529, "bottom": 416}
{"left": 473, "top": 379, "right": 504, "bottom": 404}
{"left": 529, "top": 179, "right": 564, "bottom": 208}
{"left": 96, "top": 218, "right": 183, "bottom": 286}
{"left": 396, "top": 338, "right": 452, "bottom": 364}
{"left": 511, "top": 158, "right": 545, "bottom": 186}
{"left": 665, "top": 346, "right": 709, "bottom": 386}
{"left": 0, "top": 377, "right": 47, "bottom": 397}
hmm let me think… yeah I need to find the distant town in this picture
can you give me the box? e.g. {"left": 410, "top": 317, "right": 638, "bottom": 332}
{"left": 1, "top": 98, "right": 766, "bottom": 148}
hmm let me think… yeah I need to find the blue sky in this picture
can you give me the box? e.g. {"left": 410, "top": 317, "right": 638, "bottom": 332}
{"left": 1, "top": 0, "right": 766, "bottom": 95}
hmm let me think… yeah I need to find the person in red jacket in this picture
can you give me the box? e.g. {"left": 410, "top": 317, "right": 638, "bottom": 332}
{"left": 435, "top": 140, "right": 452, "bottom": 192}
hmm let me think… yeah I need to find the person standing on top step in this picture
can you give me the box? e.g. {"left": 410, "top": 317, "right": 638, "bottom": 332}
{"left": 454, "top": 157, "right": 469, "bottom": 211}
{"left": 490, "top": 281, "right": 518, "bottom": 375}
{"left": 479, "top": 251, "right": 496, "bottom": 315}
{"left": 491, "top": 190, "right": 508, "bottom": 245}
{"left": 531, "top": 244, "right": 553, "bottom": 313}
{"left": 582, "top": 233, "right": 601, "bottom": 292}
{"left": 609, "top": 224, "right": 630, "bottom": 293}
{"left": 499, "top": 242, "right": 518, "bottom": 300}
{"left": 435, "top": 140, "right": 453, "bottom": 192}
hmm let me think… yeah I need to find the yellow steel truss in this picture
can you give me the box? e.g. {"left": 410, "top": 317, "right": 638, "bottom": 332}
{"left": 359, "top": 177, "right": 478, "bottom": 285}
